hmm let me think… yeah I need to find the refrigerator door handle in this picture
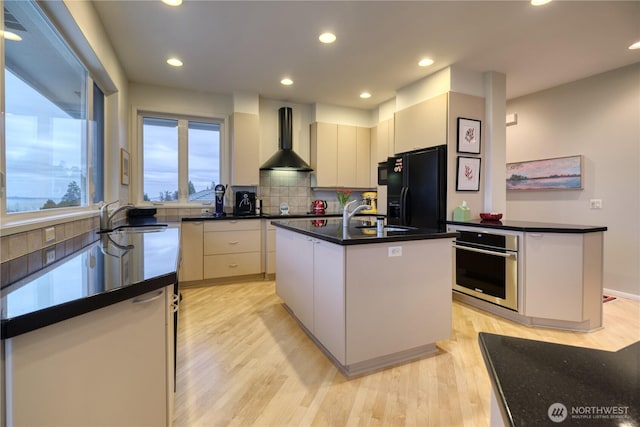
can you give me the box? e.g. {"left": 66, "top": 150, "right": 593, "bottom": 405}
{"left": 400, "top": 187, "right": 410, "bottom": 225}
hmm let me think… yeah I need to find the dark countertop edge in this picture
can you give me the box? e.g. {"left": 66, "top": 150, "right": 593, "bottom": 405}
{"left": 181, "top": 213, "right": 377, "bottom": 221}
{"left": 478, "top": 333, "right": 517, "bottom": 427}
{"left": 1, "top": 272, "right": 177, "bottom": 339}
{"left": 271, "top": 220, "right": 457, "bottom": 245}
{"left": 447, "top": 220, "right": 607, "bottom": 233}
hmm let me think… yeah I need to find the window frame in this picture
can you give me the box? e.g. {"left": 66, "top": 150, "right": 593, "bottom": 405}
{"left": 135, "top": 111, "right": 226, "bottom": 206}
{"left": 0, "top": 0, "right": 105, "bottom": 226}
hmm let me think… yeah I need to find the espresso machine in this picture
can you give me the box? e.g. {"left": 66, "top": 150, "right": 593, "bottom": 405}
{"left": 214, "top": 184, "right": 227, "bottom": 217}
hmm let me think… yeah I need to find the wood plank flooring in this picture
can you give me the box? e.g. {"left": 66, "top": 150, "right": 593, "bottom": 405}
{"left": 173, "top": 281, "right": 640, "bottom": 426}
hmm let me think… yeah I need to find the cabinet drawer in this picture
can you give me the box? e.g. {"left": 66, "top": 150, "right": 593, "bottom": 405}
{"left": 204, "top": 253, "right": 261, "bottom": 278}
{"left": 204, "top": 230, "right": 260, "bottom": 255}
{"left": 204, "top": 219, "right": 260, "bottom": 232}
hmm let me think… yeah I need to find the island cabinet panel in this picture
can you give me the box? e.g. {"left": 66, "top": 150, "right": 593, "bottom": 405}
{"left": 5, "top": 287, "right": 173, "bottom": 426}
{"left": 313, "top": 241, "right": 346, "bottom": 364}
{"left": 344, "top": 240, "right": 452, "bottom": 365}
{"left": 275, "top": 229, "right": 315, "bottom": 330}
{"left": 394, "top": 93, "right": 448, "bottom": 154}
{"left": 264, "top": 220, "right": 276, "bottom": 276}
{"left": 203, "top": 220, "right": 262, "bottom": 280}
{"left": 180, "top": 221, "right": 204, "bottom": 282}
{"left": 524, "top": 232, "right": 603, "bottom": 326}
{"left": 230, "top": 112, "right": 260, "bottom": 186}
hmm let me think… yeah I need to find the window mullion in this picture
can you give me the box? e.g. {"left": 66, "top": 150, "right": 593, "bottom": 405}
{"left": 178, "top": 120, "right": 189, "bottom": 202}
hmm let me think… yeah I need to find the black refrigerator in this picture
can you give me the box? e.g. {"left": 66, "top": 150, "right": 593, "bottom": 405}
{"left": 387, "top": 144, "right": 447, "bottom": 229}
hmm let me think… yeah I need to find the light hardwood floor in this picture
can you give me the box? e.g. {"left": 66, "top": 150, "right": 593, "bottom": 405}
{"left": 173, "top": 281, "right": 640, "bottom": 427}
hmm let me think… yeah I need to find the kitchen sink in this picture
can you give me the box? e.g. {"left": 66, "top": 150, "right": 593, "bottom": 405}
{"left": 355, "top": 224, "right": 416, "bottom": 232}
{"left": 101, "top": 224, "right": 169, "bottom": 234}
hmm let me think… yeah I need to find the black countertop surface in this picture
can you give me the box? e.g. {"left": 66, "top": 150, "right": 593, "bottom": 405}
{"left": 1, "top": 226, "right": 180, "bottom": 339}
{"left": 181, "top": 211, "right": 377, "bottom": 221}
{"left": 448, "top": 219, "right": 607, "bottom": 233}
{"left": 478, "top": 332, "right": 639, "bottom": 426}
{"left": 271, "top": 218, "right": 457, "bottom": 245}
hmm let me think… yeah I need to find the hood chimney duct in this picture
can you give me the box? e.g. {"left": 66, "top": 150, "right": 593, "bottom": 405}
{"left": 259, "top": 107, "right": 313, "bottom": 171}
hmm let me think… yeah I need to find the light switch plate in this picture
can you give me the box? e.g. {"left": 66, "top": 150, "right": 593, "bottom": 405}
{"left": 589, "top": 199, "right": 602, "bottom": 209}
{"left": 45, "top": 248, "right": 56, "bottom": 265}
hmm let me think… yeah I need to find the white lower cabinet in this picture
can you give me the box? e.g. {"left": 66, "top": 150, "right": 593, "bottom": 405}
{"left": 203, "top": 220, "right": 262, "bottom": 280}
{"left": 312, "top": 240, "right": 346, "bottom": 364}
{"left": 4, "top": 287, "right": 174, "bottom": 426}
{"left": 524, "top": 232, "right": 603, "bottom": 327}
{"left": 180, "top": 221, "right": 204, "bottom": 282}
{"left": 275, "top": 228, "right": 315, "bottom": 330}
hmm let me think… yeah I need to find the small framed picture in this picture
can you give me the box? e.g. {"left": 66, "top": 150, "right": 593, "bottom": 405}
{"left": 456, "top": 156, "right": 481, "bottom": 191}
{"left": 120, "top": 148, "right": 130, "bottom": 185}
{"left": 457, "top": 117, "right": 481, "bottom": 154}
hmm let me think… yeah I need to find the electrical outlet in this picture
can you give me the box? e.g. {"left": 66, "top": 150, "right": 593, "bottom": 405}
{"left": 44, "top": 248, "right": 56, "bottom": 265}
{"left": 44, "top": 227, "right": 56, "bottom": 243}
{"left": 590, "top": 199, "right": 602, "bottom": 209}
{"left": 201, "top": 208, "right": 211, "bottom": 214}
{"left": 388, "top": 246, "right": 402, "bottom": 257}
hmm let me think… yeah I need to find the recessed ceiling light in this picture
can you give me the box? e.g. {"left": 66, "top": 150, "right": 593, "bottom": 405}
{"left": 531, "top": 0, "right": 552, "bottom": 5}
{"left": 1, "top": 31, "right": 22, "bottom": 41}
{"left": 281, "top": 78, "right": 294, "bottom": 86}
{"left": 418, "top": 58, "right": 434, "bottom": 67}
{"left": 360, "top": 92, "right": 372, "bottom": 99}
{"left": 628, "top": 40, "right": 640, "bottom": 50}
{"left": 166, "top": 57, "right": 183, "bottom": 67}
{"left": 319, "top": 32, "right": 337, "bottom": 44}
{"left": 162, "top": 0, "right": 182, "bottom": 6}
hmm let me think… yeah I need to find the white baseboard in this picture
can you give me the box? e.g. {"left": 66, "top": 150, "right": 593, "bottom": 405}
{"left": 603, "top": 288, "right": 640, "bottom": 301}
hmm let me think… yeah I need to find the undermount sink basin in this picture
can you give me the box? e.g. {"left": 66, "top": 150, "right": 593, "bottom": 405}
{"left": 101, "top": 224, "right": 169, "bottom": 234}
{"left": 355, "top": 224, "right": 415, "bottom": 232}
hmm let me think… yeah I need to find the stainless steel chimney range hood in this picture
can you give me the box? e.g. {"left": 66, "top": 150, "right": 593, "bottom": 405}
{"left": 260, "top": 107, "right": 313, "bottom": 171}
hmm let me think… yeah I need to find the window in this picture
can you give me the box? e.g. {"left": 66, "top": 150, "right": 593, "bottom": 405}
{"left": 141, "top": 115, "right": 221, "bottom": 204}
{"left": 2, "top": 0, "right": 103, "bottom": 215}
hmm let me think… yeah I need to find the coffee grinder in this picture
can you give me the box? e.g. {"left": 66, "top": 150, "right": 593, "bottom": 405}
{"left": 214, "top": 184, "right": 227, "bottom": 217}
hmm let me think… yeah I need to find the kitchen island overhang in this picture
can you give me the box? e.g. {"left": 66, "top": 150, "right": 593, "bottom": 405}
{"left": 272, "top": 218, "right": 457, "bottom": 377}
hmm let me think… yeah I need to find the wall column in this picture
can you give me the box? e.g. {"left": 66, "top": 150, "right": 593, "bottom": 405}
{"left": 483, "top": 72, "right": 507, "bottom": 215}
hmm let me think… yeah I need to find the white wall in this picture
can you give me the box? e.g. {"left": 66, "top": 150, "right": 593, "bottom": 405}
{"left": 506, "top": 63, "right": 640, "bottom": 297}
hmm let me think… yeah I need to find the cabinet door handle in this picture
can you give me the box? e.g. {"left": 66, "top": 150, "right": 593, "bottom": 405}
{"left": 132, "top": 290, "right": 164, "bottom": 304}
{"left": 528, "top": 233, "right": 544, "bottom": 238}
{"left": 230, "top": 220, "right": 238, "bottom": 224}
{"left": 228, "top": 241, "right": 239, "bottom": 245}
{"left": 229, "top": 263, "right": 238, "bottom": 268}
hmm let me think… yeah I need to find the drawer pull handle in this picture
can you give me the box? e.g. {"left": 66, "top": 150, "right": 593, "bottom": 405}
{"left": 229, "top": 241, "right": 239, "bottom": 245}
{"left": 229, "top": 263, "right": 238, "bottom": 268}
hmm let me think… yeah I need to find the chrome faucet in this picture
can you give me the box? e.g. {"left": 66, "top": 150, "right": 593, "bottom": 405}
{"left": 100, "top": 200, "right": 134, "bottom": 231}
{"left": 343, "top": 199, "right": 371, "bottom": 229}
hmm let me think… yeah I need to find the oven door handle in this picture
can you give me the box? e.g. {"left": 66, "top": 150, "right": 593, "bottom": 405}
{"left": 452, "top": 244, "right": 517, "bottom": 258}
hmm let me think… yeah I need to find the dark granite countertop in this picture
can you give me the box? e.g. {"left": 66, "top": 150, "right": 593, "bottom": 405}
{"left": 181, "top": 212, "right": 378, "bottom": 221}
{"left": 478, "top": 332, "right": 639, "bottom": 426}
{"left": 448, "top": 219, "right": 607, "bottom": 233}
{"left": 1, "top": 225, "right": 180, "bottom": 339}
{"left": 271, "top": 218, "right": 457, "bottom": 245}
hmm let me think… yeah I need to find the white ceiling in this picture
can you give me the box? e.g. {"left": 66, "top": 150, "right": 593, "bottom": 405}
{"left": 92, "top": 1, "right": 640, "bottom": 110}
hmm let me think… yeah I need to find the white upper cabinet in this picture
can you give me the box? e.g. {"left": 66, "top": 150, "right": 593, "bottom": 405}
{"left": 230, "top": 112, "right": 260, "bottom": 186}
{"left": 394, "top": 93, "right": 448, "bottom": 154}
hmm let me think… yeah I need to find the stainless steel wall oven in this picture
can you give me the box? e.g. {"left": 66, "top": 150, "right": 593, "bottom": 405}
{"left": 452, "top": 229, "right": 519, "bottom": 311}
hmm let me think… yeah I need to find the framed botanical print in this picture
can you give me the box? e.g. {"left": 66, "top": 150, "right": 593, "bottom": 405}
{"left": 456, "top": 156, "right": 481, "bottom": 191}
{"left": 457, "top": 117, "right": 481, "bottom": 154}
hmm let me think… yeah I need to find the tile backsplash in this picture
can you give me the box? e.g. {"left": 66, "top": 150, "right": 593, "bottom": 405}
{"left": 259, "top": 170, "right": 312, "bottom": 214}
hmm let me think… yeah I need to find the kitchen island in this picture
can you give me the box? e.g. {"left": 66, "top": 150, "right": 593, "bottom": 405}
{"left": 273, "top": 218, "right": 457, "bottom": 377}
